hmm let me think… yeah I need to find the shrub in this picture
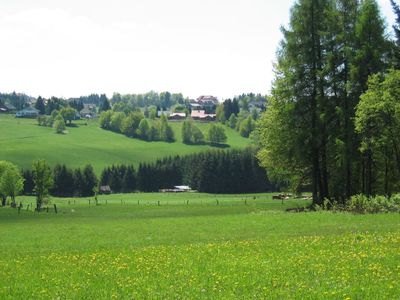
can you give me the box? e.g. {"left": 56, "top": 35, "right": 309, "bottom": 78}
{"left": 345, "top": 194, "right": 400, "bottom": 214}
{"left": 54, "top": 119, "right": 66, "bottom": 134}
{"left": 206, "top": 124, "right": 227, "bottom": 144}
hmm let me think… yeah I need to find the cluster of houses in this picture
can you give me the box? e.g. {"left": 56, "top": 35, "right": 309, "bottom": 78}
{"left": 158, "top": 109, "right": 217, "bottom": 121}
{"left": 159, "top": 95, "right": 219, "bottom": 121}
{"left": 4, "top": 95, "right": 219, "bottom": 122}
{"left": 0, "top": 103, "right": 16, "bottom": 113}
{"left": 5, "top": 104, "right": 96, "bottom": 119}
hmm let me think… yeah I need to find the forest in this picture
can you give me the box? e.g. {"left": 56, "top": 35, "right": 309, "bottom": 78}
{"left": 256, "top": 0, "right": 400, "bottom": 204}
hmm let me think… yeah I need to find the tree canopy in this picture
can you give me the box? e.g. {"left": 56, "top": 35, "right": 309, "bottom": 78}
{"left": 257, "top": 0, "right": 389, "bottom": 203}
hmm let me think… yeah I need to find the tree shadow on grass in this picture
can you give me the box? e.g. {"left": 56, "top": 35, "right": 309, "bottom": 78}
{"left": 209, "top": 143, "right": 230, "bottom": 149}
{"left": 183, "top": 141, "right": 230, "bottom": 148}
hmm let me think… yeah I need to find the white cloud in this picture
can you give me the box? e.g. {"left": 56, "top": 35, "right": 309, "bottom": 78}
{"left": 0, "top": 0, "right": 396, "bottom": 99}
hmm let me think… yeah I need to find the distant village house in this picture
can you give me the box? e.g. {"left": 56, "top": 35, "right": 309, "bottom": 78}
{"left": 99, "top": 185, "right": 112, "bottom": 194}
{"left": 159, "top": 186, "right": 192, "bottom": 193}
{"left": 0, "top": 103, "right": 17, "bottom": 113}
{"left": 15, "top": 106, "right": 40, "bottom": 118}
{"left": 168, "top": 112, "right": 186, "bottom": 120}
{"left": 189, "top": 95, "right": 219, "bottom": 112}
{"left": 80, "top": 104, "right": 97, "bottom": 119}
{"left": 191, "top": 110, "right": 216, "bottom": 121}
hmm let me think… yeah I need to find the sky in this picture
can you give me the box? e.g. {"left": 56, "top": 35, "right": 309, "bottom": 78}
{"left": 0, "top": 0, "right": 396, "bottom": 100}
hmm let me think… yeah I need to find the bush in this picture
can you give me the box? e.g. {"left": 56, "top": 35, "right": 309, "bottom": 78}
{"left": 313, "top": 194, "right": 400, "bottom": 214}
{"left": 346, "top": 194, "right": 400, "bottom": 214}
{"left": 182, "top": 119, "right": 204, "bottom": 144}
{"left": 206, "top": 124, "right": 227, "bottom": 144}
{"left": 99, "top": 111, "right": 113, "bottom": 130}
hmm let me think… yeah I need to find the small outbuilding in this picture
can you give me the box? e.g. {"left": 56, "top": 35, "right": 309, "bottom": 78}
{"left": 168, "top": 112, "right": 186, "bottom": 120}
{"left": 99, "top": 185, "right": 112, "bottom": 194}
{"left": 159, "top": 186, "right": 192, "bottom": 193}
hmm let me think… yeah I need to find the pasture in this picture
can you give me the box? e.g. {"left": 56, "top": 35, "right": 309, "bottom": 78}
{"left": 0, "top": 193, "right": 399, "bottom": 299}
{"left": 0, "top": 115, "right": 249, "bottom": 174}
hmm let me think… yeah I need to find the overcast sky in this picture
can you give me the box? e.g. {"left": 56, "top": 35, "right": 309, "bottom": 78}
{"left": 0, "top": 0, "right": 396, "bottom": 100}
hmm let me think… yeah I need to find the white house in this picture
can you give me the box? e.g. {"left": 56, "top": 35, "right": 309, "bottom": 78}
{"left": 190, "top": 110, "right": 216, "bottom": 121}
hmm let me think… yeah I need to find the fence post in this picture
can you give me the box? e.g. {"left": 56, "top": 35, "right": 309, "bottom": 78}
{"left": 54, "top": 204, "right": 58, "bottom": 214}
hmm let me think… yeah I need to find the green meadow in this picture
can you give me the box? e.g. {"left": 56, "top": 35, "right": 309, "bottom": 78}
{"left": 0, "top": 115, "right": 249, "bottom": 174}
{"left": 0, "top": 193, "right": 399, "bottom": 299}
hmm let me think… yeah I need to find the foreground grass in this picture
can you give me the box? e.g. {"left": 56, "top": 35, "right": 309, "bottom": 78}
{"left": 0, "top": 193, "right": 399, "bottom": 299}
{"left": 0, "top": 115, "right": 249, "bottom": 174}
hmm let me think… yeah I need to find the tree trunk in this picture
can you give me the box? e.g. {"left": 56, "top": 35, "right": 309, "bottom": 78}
{"left": 384, "top": 156, "right": 389, "bottom": 196}
{"left": 366, "top": 149, "right": 373, "bottom": 196}
{"left": 310, "top": 1, "right": 322, "bottom": 205}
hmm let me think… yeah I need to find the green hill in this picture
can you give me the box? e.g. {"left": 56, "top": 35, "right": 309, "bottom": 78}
{"left": 0, "top": 115, "right": 250, "bottom": 174}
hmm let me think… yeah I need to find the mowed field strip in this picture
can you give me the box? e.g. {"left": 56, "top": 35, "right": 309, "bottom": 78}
{"left": 0, "top": 193, "right": 399, "bottom": 299}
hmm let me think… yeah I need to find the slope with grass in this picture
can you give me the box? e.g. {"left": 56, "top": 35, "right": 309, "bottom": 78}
{"left": 0, "top": 115, "right": 250, "bottom": 174}
{"left": 0, "top": 193, "right": 399, "bottom": 299}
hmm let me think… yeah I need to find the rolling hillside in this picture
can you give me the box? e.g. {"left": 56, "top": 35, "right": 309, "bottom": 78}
{"left": 0, "top": 115, "right": 251, "bottom": 174}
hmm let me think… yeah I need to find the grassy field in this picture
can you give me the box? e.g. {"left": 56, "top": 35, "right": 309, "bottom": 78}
{"left": 0, "top": 115, "right": 249, "bottom": 174}
{"left": 0, "top": 193, "right": 399, "bottom": 299}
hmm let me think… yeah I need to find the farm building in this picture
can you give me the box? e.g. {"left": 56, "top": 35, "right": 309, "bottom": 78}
{"left": 15, "top": 106, "right": 40, "bottom": 118}
{"left": 0, "top": 103, "right": 16, "bottom": 113}
{"left": 191, "top": 110, "right": 216, "bottom": 121}
{"left": 99, "top": 185, "right": 112, "bottom": 194}
{"left": 159, "top": 186, "right": 192, "bottom": 193}
{"left": 0, "top": 104, "right": 8, "bottom": 113}
{"left": 189, "top": 96, "right": 219, "bottom": 111}
{"left": 168, "top": 112, "right": 186, "bottom": 120}
{"left": 80, "top": 104, "right": 96, "bottom": 118}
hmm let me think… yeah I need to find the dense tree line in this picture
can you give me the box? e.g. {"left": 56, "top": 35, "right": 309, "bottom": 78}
{"left": 68, "top": 94, "right": 108, "bottom": 106}
{"left": 137, "top": 159, "right": 182, "bottom": 192}
{"left": 257, "top": 0, "right": 400, "bottom": 204}
{"left": 110, "top": 91, "right": 186, "bottom": 110}
{"left": 99, "top": 110, "right": 175, "bottom": 142}
{"left": 22, "top": 164, "right": 98, "bottom": 197}
{"left": 180, "top": 149, "right": 275, "bottom": 193}
{"left": 15, "top": 148, "right": 274, "bottom": 197}
{"left": 99, "top": 165, "right": 136, "bottom": 193}
{"left": 97, "top": 149, "right": 276, "bottom": 194}
{"left": 0, "top": 92, "right": 33, "bottom": 110}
